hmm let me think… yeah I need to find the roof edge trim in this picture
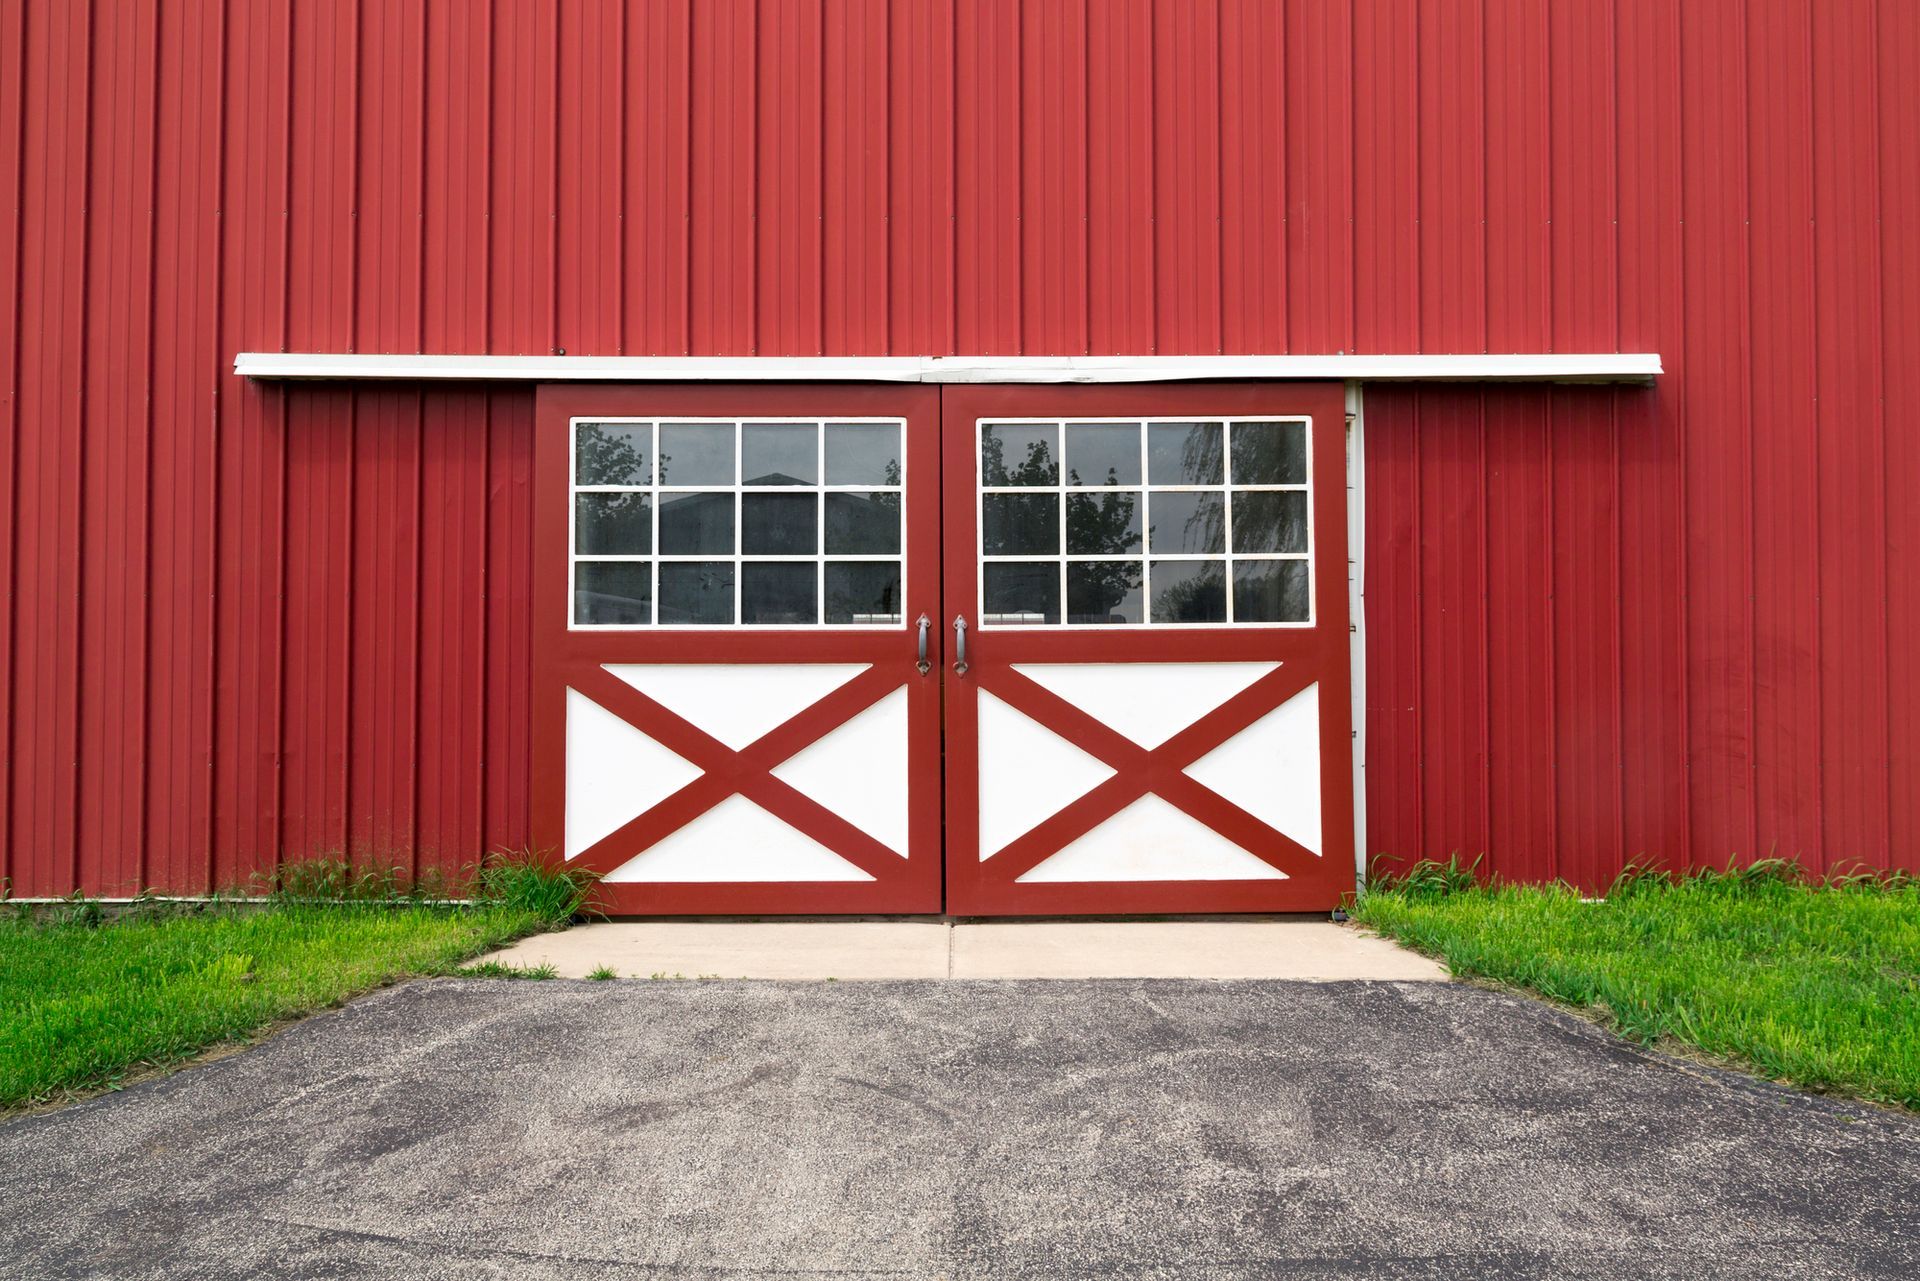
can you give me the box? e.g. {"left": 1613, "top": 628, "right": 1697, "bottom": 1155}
{"left": 234, "top": 352, "right": 1662, "bottom": 384}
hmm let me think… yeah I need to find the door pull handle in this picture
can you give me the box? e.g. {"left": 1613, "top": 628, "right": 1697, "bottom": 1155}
{"left": 952, "top": 615, "right": 969, "bottom": 676}
{"left": 915, "top": 614, "right": 932, "bottom": 675}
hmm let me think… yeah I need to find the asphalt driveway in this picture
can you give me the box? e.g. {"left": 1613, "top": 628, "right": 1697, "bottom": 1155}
{"left": 1, "top": 979, "right": 1915, "bottom": 1279}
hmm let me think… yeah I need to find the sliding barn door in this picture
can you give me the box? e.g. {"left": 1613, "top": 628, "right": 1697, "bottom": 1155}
{"left": 940, "top": 382, "right": 1355, "bottom": 915}
{"left": 531, "top": 384, "right": 944, "bottom": 914}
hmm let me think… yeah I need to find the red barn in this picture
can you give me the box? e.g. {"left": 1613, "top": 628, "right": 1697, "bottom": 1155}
{"left": 2, "top": 1, "right": 1912, "bottom": 913}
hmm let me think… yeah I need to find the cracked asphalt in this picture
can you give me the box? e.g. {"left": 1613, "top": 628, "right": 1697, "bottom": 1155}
{"left": 2, "top": 978, "right": 1916, "bottom": 1279}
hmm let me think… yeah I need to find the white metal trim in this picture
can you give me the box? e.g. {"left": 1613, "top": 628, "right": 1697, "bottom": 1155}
{"left": 1345, "top": 381, "right": 1367, "bottom": 898}
{"left": 235, "top": 352, "right": 1663, "bottom": 384}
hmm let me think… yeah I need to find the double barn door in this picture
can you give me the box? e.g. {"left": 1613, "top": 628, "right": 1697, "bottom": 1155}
{"left": 532, "top": 382, "right": 1352, "bottom": 916}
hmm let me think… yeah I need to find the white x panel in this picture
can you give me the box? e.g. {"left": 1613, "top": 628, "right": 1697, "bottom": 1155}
{"left": 1010, "top": 661, "right": 1280, "bottom": 748}
{"left": 1017, "top": 794, "right": 1287, "bottom": 882}
{"left": 604, "top": 663, "right": 871, "bottom": 750}
{"left": 564, "top": 689, "right": 704, "bottom": 859}
{"left": 1184, "top": 681, "right": 1323, "bottom": 855}
{"left": 977, "top": 690, "right": 1116, "bottom": 859}
{"left": 771, "top": 687, "right": 912, "bottom": 858}
{"left": 602, "top": 794, "right": 874, "bottom": 882}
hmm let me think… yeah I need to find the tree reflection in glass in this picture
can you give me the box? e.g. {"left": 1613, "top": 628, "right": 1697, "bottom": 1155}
{"left": 574, "top": 422, "right": 651, "bottom": 486}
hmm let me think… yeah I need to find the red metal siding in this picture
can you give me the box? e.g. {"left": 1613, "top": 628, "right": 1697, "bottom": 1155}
{"left": 0, "top": 1, "right": 1911, "bottom": 895}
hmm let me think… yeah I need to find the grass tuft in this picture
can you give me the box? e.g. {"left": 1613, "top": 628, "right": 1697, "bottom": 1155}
{"left": 470, "top": 852, "right": 600, "bottom": 922}
{"left": 1369, "top": 852, "right": 1482, "bottom": 899}
{"left": 455, "top": 961, "right": 559, "bottom": 980}
{"left": 1355, "top": 860, "right": 1920, "bottom": 1109}
{"left": 586, "top": 965, "right": 618, "bottom": 981}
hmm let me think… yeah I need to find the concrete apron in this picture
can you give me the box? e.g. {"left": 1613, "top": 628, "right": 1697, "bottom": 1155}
{"left": 479, "top": 919, "right": 1448, "bottom": 981}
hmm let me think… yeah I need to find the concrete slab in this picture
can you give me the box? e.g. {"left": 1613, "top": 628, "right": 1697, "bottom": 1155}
{"left": 485, "top": 919, "right": 951, "bottom": 979}
{"left": 482, "top": 918, "right": 1449, "bottom": 981}
{"left": 4, "top": 980, "right": 1916, "bottom": 1279}
{"left": 950, "top": 919, "right": 1448, "bottom": 980}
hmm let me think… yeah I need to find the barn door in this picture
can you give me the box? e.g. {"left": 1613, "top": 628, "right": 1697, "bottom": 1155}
{"left": 534, "top": 380, "right": 1353, "bottom": 917}
{"left": 532, "top": 384, "right": 945, "bottom": 914}
{"left": 940, "top": 383, "right": 1355, "bottom": 915}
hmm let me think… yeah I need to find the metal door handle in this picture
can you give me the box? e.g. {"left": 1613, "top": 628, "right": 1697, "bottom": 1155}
{"left": 915, "top": 614, "right": 931, "bottom": 674}
{"left": 952, "top": 615, "right": 969, "bottom": 675}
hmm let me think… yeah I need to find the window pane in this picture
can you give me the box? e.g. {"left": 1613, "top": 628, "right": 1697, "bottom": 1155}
{"left": 825, "top": 561, "right": 902, "bottom": 624}
{"left": 982, "top": 493, "right": 1059, "bottom": 555}
{"left": 574, "top": 422, "right": 652, "bottom": 486}
{"left": 742, "top": 421, "right": 818, "bottom": 485}
{"left": 980, "top": 423, "right": 1059, "bottom": 486}
{"left": 658, "top": 491, "right": 735, "bottom": 554}
{"left": 1148, "top": 491, "right": 1225, "bottom": 554}
{"left": 1149, "top": 559, "right": 1226, "bottom": 623}
{"left": 1233, "top": 560, "right": 1310, "bottom": 623}
{"left": 742, "top": 561, "right": 817, "bottom": 624}
{"left": 983, "top": 562, "right": 1060, "bottom": 625}
{"left": 574, "top": 492, "right": 652, "bottom": 555}
{"left": 658, "top": 422, "right": 735, "bottom": 485}
{"left": 826, "top": 422, "right": 902, "bottom": 485}
{"left": 658, "top": 561, "right": 735, "bottom": 624}
{"left": 574, "top": 561, "right": 652, "bottom": 625}
{"left": 1064, "top": 422, "right": 1141, "bottom": 486}
{"left": 1147, "top": 421, "right": 1224, "bottom": 485}
{"left": 825, "top": 491, "right": 901, "bottom": 554}
{"left": 1231, "top": 490, "right": 1308, "bottom": 554}
{"left": 742, "top": 492, "right": 817, "bottom": 555}
{"left": 1065, "top": 490, "right": 1142, "bottom": 554}
{"left": 1230, "top": 420, "right": 1307, "bottom": 486}
{"left": 1067, "top": 561, "right": 1144, "bottom": 625}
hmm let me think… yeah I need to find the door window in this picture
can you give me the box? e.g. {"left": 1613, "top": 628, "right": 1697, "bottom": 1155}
{"left": 570, "top": 417, "right": 907, "bottom": 628}
{"left": 975, "top": 417, "right": 1312, "bottom": 627}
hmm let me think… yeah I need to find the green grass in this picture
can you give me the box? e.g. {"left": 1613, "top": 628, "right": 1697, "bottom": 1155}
{"left": 1354, "top": 859, "right": 1920, "bottom": 1109}
{"left": 0, "top": 856, "right": 597, "bottom": 1111}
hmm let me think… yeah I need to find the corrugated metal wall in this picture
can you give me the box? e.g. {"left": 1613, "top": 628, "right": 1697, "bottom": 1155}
{"left": 1, "top": 1, "right": 1913, "bottom": 894}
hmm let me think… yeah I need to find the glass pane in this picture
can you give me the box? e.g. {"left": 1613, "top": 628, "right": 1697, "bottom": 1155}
{"left": 1149, "top": 559, "right": 1227, "bottom": 623}
{"left": 825, "top": 491, "right": 901, "bottom": 554}
{"left": 1233, "top": 559, "right": 1310, "bottom": 623}
{"left": 574, "top": 492, "right": 652, "bottom": 555}
{"left": 826, "top": 422, "right": 902, "bottom": 485}
{"left": 982, "top": 493, "right": 1059, "bottom": 555}
{"left": 658, "top": 422, "right": 735, "bottom": 486}
{"left": 741, "top": 493, "right": 817, "bottom": 555}
{"left": 574, "top": 561, "right": 652, "bottom": 625}
{"left": 1067, "top": 561, "right": 1144, "bottom": 625}
{"left": 742, "top": 421, "right": 818, "bottom": 485}
{"left": 980, "top": 423, "right": 1059, "bottom": 486}
{"left": 1147, "top": 420, "right": 1224, "bottom": 485}
{"left": 1064, "top": 422, "right": 1141, "bottom": 486}
{"left": 742, "top": 561, "right": 817, "bottom": 624}
{"left": 1231, "top": 490, "right": 1309, "bottom": 554}
{"left": 1065, "top": 490, "right": 1142, "bottom": 554}
{"left": 1231, "top": 420, "right": 1307, "bottom": 486}
{"left": 1148, "top": 491, "right": 1225, "bottom": 554}
{"left": 658, "top": 561, "right": 735, "bottom": 625}
{"left": 658, "top": 491, "right": 735, "bottom": 554}
{"left": 983, "top": 562, "right": 1060, "bottom": 625}
{"left": 574, "top": 422, "right": 652, "bottom": 486}
{"left": 825, "top": 561, "right": 903, "bottom": 624}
